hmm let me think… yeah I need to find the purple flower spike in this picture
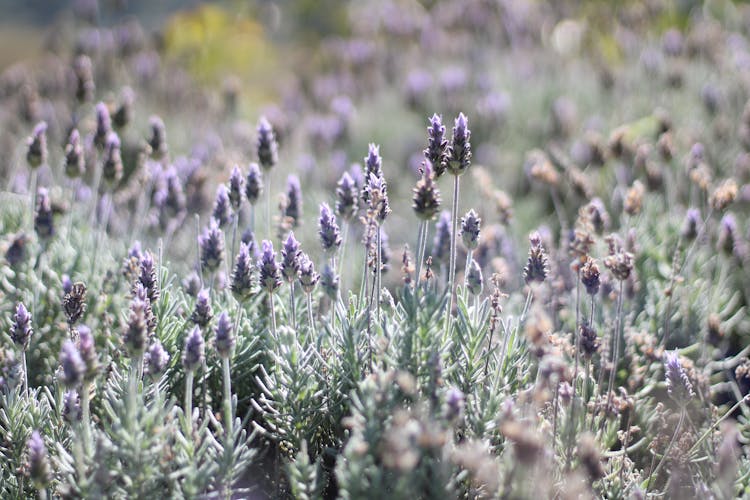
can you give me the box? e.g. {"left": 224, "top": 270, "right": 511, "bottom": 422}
{"left": 191, "top": 288, "right": 214, "bottom": 327}
{"left": 182, "top": 325, "right": 205, "bottom": 372}
{"left": 214, "top": 311, "right": 235, "bottom": 358}
{"left": 319, "top": 203, "right": 342, "bottom": 254}
{"left": 258, "top": 240, "right": 282, "bottom": 294}
{"left": 145, "top": 340, "right": 170, "bottom": 379}
{"left": 664, "top": 351, "right": 694, "bottom": 404}
{"left": 425, "top": 114, "right": 448, "bottom": 178}
{"left": 246, "top": 163, "right": 263, "bottom": 205}
{"left": 10, "top": 302, "right": 33, "bottom": 351}
{"left": 281, "top": 232, "right": 301, "bottom": 283}
{"left": 284, "top": 175, "right": 302, "bottom": 226}
{"left": 336, "top": 171, "right": 358, "bottom": 221}
{"left": 364, "top": 143, "right": 383, "bottom": 179}
{"left": 257, "top": 116, "right": 279, "bottom": 170}
{"left": 199, "top": 218, "right": 225, "bottom": 274}
{"left": 231, "top": 243, "right": 256, "bottom": 300}
{"left": 228, "top": 165, "right": 245, "bottom": 210}
{"left": 27, "top": 430, "right": 50, "bottom": 488}
{"left": 60, "top": 340, "right": 85, "bottom": 388}
{"left": 94, "top": 102, "right": 112, "bottom": 148}
{"left": 212, "top": 184, "right": 232, "bottom": 228}
{"left": 446, "top": 112, "right": 472, "bottom": 176}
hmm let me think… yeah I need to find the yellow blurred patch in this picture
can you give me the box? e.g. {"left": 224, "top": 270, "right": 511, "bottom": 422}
{"left": 163, "top": 4, "right": 276, "bottom": 87}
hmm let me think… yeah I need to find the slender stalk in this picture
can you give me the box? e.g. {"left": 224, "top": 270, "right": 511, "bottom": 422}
{"left": 230, "top": 213, "right": 239, "bottom": 265}
{"left": 81, "top": 382, "right": 91, "bottom": 452}
{"left": 269, "top": 293, "right": 277, "bottom": 338}
{"left": 250, "top": 204, "right": 256, "bottom": 233}
{"left": 415, "top": 220, "right": 427, "bottom": 286}
{"left": 22, "top": 352, "right": 28, "bottom": 397}
{"left": 445, "top": 175, "right": 460, "bottom": 338}
{"left": 29, "top": 169, "right": 38, "bottom": 229}
{"left": 306, "top": 293, "right": 316, "bottom": 338}
{"left": 222, "top": 357, "right": 233, "bottom": 438}
{"left": 376, "top": 226, "right": 382, "bottom": 321}
{"left": 289, "top": 281, "right": 297, "bottom": 331}
{"left": 463, "top": 249, "right": 472, "bottom": 302}
{"left": 184, "top": 370, "right": 194, "bottom": 419}
{"left": 605, "top": 280, "right": 625, "bottom": 419}
{"left": 552, "top": 382, "right": 560, "bottom": 451}
{"left": 265, "top": 176, "right": 272, "bottom": 239}
{"left": 647, "top": 409, "right": 685, "bottom": 492}
{"left": 339, "top": 221, "right": 349, "bottom": 288}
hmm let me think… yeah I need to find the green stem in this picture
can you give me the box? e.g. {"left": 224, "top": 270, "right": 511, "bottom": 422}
{"left": 307, "top": 293, "right": 316, "bottom": 338}
{"left": 81, "top": 382, "right": 91, "bottom": 453}
{"left": 22, "top": 351, "right": 28, "bottom": 398}
{"left": 647, "top": 409, "right": 685, "bottom": 492}
{"left": 269, "top": 293, "right": 277, "bottom": 338}
{"left": 605, "top": 280, "right": 625, "bottom": 420}
{"left": 222, "top": 357, "right": 233, "bottom": 439}
{"left": 289, "top": 281, "right": 297, "bottom": 331}
{"left": 445, "top": 175, "right": 460, "bottom": 339}
{"left": 184, "top": 370, "right": 194, "bottom": 420}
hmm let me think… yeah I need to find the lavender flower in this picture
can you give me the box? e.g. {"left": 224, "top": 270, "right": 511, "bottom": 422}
{"left": 412, "top": 162, "right": 441, "bottom": 221}
{"left": 34, "top": 188, "right": 54, "bottom": 240}
{"left": 228, "top": 165, "right": 245, "bottom": 210}
{"left": 245, "top": 163, "right": 263, "bottom": 205}
{"left": 182, "top": 326, "right": 205, "bottom": 372}
{"left": 6, "top": 233, "right": 28, "bottom": 267}
{"left": 190, "top": 289, "right": 213, "bottom": 327}
{"left": 284, "top": 175, "right": 302, "bottom": 226}
{"left": 62, "top": 281, "right": 88, "bottom": 327}
{"left": 139, "top": 251, "right": 159, "bottom": 305}
{"left": 144, "top": 340, "right": 170, "bottom": 380}
{"left": 523, "top": 231, "right": 549, "bottom": 284}
{"left": 258, "top": 240, "right": 282, "bottom": 294}
{"left": 717, "top": 213, "right": 737, "bottom": 256}
{"left": 320, "top": 263, "right": 339, "bottom": 300}
{"left": 298, "top": 253, "right": 320, "bottom": 294}
{"left": 10, "top": 303, "right": 33, "bottom": 351}
{"left": 444, "top": 387, "right": 465, "bottom": 421}
{"left": 432, "top": 211, "right": 452, "bottom": 265}
{"left": 60, "top": 340, "right": 85, "bottom": 388}
{"left": 446, "top": 113, "right": 472, "bottom": 176}
{"left": 124, "top": 297, "right": 149, "bottom": 357}
{"left": 62, "top": 275, "right": 73, "bottom": 295}
{"left": 579, "top": 324, "right": 599, "bottom": 358}
{"left": 183, "top": 271, "right": 202, "bottom": 297}
{"left": 603, "top": 234, "right": 634, "bottom": 281}
{"left": 681, "top": 208, "right": 700, "bottom": 240}
{"left": 367, "top": 173, "right": 391, "bottom": 223}
{"left": 94, "top": 102, "right": 112, "bottom": 149}
{"left": 73, "top": 55, "right": 94, "bottom": 103}
{"left": 364, "top": 143, "right": 383, "bottom": 179}
{"left": 319, "top": 203, "right": 342, "bottom": 254}
{"left": 214, "top": 311, "right": 235, "bottom": 358}
{"left": 26, "top": 431, "right": 50, "bottom": 489}
{"left": 77, "top": 326, "right": 99, "bottom": 382}
{"left": 199, "top": 219, "right": 225, "bottom": 274}
{"left": 212, "top": 184, "right": 232, "bottom": 228}
{"left": 64, "top": 128, "right": 85, "bottom": 178}
{"left": 664, "top": 351, "right": 694, "bottom": 403}
{"left": 112, "top": 87, "right": 134, "bottom": 129}
{"left": 424, "top": 114, "right": 448, "bottom": 178}
{"left": 62, "top": 390, "right": 82, "bottom": 424}
{"left": 465, "top": 259, "right": 483, "bottom": 296}
{"left": 160, "top": 167, "right": 186, "bottom": 220}
{"left": 257, "top": 116, "right": 279, "bottom": 170}
{"left": 336, "top": 171, "right": 359, "bottom": 221}
{"left": 148, "top": 115, "right": 168, "bottom": 160}
{"left": 229, "top": 243, "right": 254, "bottom": 300}
{"left": 132, "top": 282, "right": 156, "bottom": 334}
{"left": 281, "top": 232, "right": 301, "bottom": 282}
{"left": 580, "top": 258, "right": 601, "bottom": 296}
{"left": 460, "top": 209, "right": 481, "bottom": 250}
{"left": 102, "top": 132, "right": 123, "bottom": 186}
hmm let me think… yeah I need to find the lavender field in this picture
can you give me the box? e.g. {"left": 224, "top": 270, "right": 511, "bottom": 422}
{"left": 1, "top": 0, "right": 749, "bottom": 498}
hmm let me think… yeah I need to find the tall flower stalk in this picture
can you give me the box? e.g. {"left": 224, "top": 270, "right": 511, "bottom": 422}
{"left": 259, "top": 240, "right": 282, "bottom": 337}
{"left": 444, "top": 113, "right": 471, "bottom": 337}
{"left": 257, "top": 116, "right": 278, "bottom": 238}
